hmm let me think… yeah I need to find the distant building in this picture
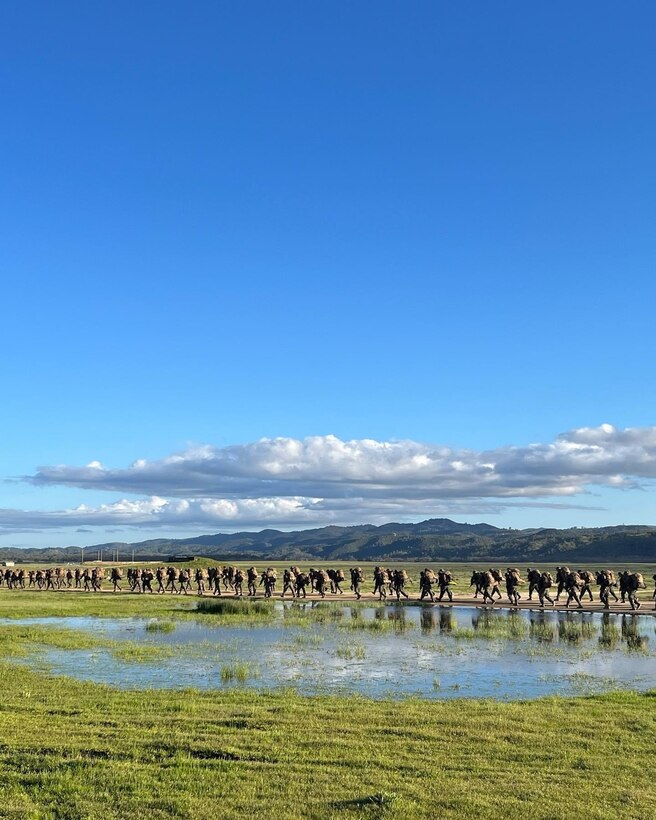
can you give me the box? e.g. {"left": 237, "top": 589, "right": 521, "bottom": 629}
{"left": 2, "top": 561, "right": 15, "bottom": 567}
{"left": 168, "top": 555, "right": 196, "bottom": 562}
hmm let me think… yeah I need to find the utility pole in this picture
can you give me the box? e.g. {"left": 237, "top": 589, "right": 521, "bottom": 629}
{"left": 132, "top": 548, "right": 135, "bottom": 564}
{"left": 81, "top": 547, "right": 85, "bottom": 564}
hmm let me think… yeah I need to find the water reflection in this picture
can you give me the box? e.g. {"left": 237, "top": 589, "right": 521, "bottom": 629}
{"left": 420, "top": 607, "right": 436, "bottom": 633}
{"left": 557, "top": 612, "right": 597, "bottom": 644}
{"left": 599, "top": 613, "right": 620, "bottom": 649}
{"left": 528, "top": 611, "right": 556, "bottom": 642}
{"left": 440, "top": 610, "right": 456, "bottom": 633}
{"left": 621, "top": 615, "right": 650, "bottom": 651}
{"left": 420, "top": 607, "right": 457, "bottom": 634}
{"left": 386, "top": 606, "right": 408, "bottom": 632}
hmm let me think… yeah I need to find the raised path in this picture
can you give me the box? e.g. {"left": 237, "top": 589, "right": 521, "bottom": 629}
{"left": 1, "top": 586, "right": 654, "bottom": 615}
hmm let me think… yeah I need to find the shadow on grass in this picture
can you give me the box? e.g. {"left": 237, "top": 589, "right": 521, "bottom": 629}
{"left": 330, "top": 792, "right": 398, "bottom": 813}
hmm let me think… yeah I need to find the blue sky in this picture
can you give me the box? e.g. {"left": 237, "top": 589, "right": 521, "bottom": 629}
{"left": 2, "top": 1, "right": 655, "bottom": 547}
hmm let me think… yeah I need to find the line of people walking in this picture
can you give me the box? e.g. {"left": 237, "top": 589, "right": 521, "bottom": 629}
{"left": 469, "top": 567, "right": 648, "bottom": 610}
{"left": 0, "top": 563, "right": 653, "bottom": 610}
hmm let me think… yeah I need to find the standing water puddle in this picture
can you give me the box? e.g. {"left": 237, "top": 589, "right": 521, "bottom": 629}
{"left": 3, "top": 604, "right": 655, "bottom": 699}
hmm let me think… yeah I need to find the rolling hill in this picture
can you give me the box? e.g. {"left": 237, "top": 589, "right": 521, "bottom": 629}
{"left": 2, "top": 518, "right": 656, "bottom": 563}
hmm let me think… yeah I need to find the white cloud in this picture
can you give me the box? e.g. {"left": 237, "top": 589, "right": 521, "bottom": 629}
{"left": 26, "top": 424, "right": 656, "bottom": 500}
{"left": 3, "top": 423, "right": 653, "bottom": 534}
{"left": 0, "top": 494, "right": 600, "bottom": 534}
{"left": 0, "top": 496, "right": 316, "bottom": 533}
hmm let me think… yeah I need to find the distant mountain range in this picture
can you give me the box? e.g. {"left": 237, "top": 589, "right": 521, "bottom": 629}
{"left": 2, "top": 518, "right": 656, "bottom": 563}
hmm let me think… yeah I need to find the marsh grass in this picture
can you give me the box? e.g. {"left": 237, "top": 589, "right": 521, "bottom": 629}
{"left": 599, "top": 623, "right": 621, "bottom": 648}
{"left": 291, "top": 632, "right": 323, "bottom": 648}
{"left": 220, "top": 662, "right": 255, "bottom": 683}
{"left": 625, "top": 634, "right": 650, "bottom": 652}
{"left": 282, "top": 603, "right": 347, "bottom": 628}
{"left": 0, "top": 625, "right": 173, "bottom": 665}
{"left": 529, "top": 622, "right": 557, "bottom": 642}
{"left": 110, "top": 644, "right": 174, "bottom": 663}
{"left": 145, "top": 620, "right": 176, "bottom": 633}
{"left": 196, "top": 598, "right": 273, "bottom": 618}
{"left": 0, "top": 625, "right": 103, "bottom": 653}
{"left": 340, "top": 617, "right": 411, "bottom": 633}
{"left": 559, "top": 621, "right": 597, "bottom": 643}
{"left": 334, "top": 644, "right": 366, "bottom": 660}
{"left": 449, "top": 615, "right": 528, "bottom": 641}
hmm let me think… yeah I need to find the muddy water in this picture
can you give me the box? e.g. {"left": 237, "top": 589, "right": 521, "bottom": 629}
{"left": 3, "top": 604, "right": 655, "bottom": 700}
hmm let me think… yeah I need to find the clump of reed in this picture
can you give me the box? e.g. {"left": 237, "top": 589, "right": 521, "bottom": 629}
{"left": 196, "top": 598, "right": 272, "bottom": 618}
{"left": 145, "top": 621, "right": 176, "bottom": 633}
{"left": 340, "top": 618, "right": 411, "bottom": 634}
{"left": 450, "top": 614, "right": 529, "bottom": 642}
{"left": 334, "top": 644, "right": 366, "bottom": 660}
{"left": 220, "top": 662, "right": 255, "bottom": 683}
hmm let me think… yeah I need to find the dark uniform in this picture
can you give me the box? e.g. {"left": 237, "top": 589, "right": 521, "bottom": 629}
{"left": 350, "top": 567, "right": 364, "bottom": 600}
{"left": 437, "top": 569, "right": 453, "bottom": 602}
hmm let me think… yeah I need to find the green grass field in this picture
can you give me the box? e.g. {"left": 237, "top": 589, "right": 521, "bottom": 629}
{"left": 0, "top": 568, "right": 655, "bottom": 819}
{"left": 0, "top": 661, "right": 654, "bottom": 819}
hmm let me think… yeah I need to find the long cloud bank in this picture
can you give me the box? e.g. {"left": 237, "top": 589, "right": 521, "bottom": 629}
{"left": 0, "top": 496, "right": 599, "bottom": 535}
{"left": 26, "top": 424, "right": 656, "bottom": 498}
{"left": 2, "top": 424, "right": 653, "bottom": 533}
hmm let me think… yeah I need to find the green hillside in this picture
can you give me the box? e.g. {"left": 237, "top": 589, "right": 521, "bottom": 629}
{"left": 2, "top": 519, "right": 655, "bottom": 563}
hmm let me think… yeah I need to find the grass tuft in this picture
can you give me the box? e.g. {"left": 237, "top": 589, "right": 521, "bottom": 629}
{"left": 145, "top": 620, "right": 176, "bottom": 633}
{"left": 220, "top": 662, "right": 255, "bottom": 683}
{"left": 196, "top": 598, "right": 273, "bottom": 617}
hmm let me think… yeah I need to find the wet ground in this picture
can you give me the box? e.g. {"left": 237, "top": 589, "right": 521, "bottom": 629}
{"left": 4, "top": 603, "right": 655, "bottom": 700}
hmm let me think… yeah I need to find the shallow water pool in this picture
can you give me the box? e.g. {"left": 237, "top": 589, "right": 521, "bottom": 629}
{"left": 3, "top": 604, "right": 655, "bottom": 700}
